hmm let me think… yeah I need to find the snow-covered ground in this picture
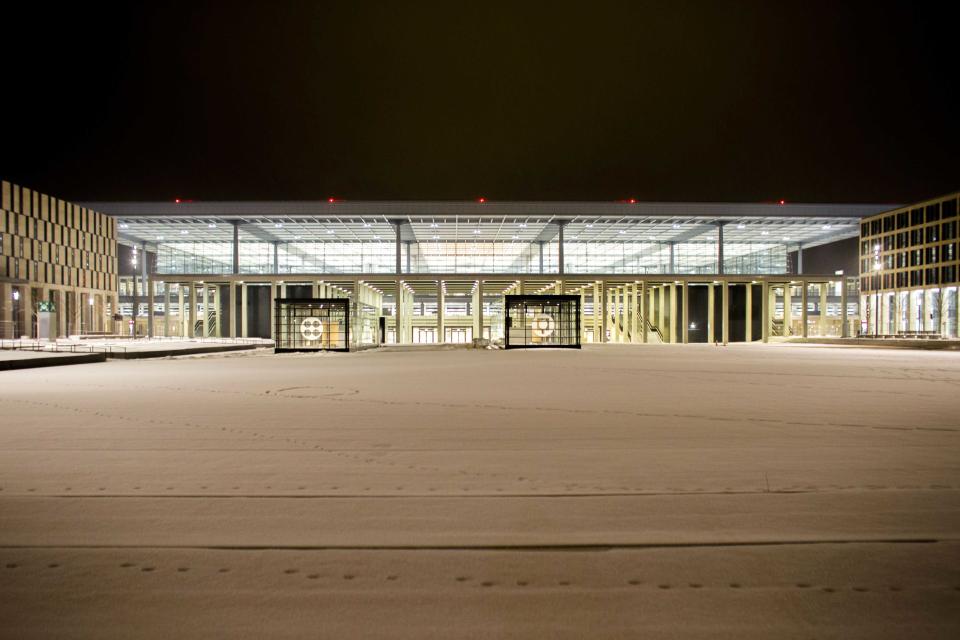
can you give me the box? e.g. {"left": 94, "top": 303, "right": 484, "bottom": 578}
{"left": 0, "top": 343, "right": 958, "bottom": 638}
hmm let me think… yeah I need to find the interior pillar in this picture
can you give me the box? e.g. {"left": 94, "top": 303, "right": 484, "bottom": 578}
{"left": 240, "top": 284, "right": 248, "bottom": 338}
{"left": 745, "top": 283, "right": 753, "bottom": 342}
{"left": 707, "top": 283, "right": 715, "bottom": 343}
{"left": 269, "top": 282, "right": 277, "bottom": 340}
{"left": 801, "top": 281, "right": 808, "bottom": 338}
{"left": 721, "top": 281, "right": 729, "bottom": 344}
{"left": 437, "top": 282, "right": 445, "bottom": 342}
{"left": 164, "top": 283, "right": 172, "bottom": 337}
{"left": 762, "top": 282, "right": 771, "bottom": 343}
{"left": 784, "top": 284, "right": 793, "bottom": 337}
{"left": 680, "top": 283, "right": 689, "bottom": 344}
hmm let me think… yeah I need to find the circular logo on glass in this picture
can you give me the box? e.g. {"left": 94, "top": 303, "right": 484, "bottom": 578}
{"left": 531, "top": 314, "right": 555, "bottom": 338}
{"left": 300, "top": 317, "right": 324, "bottom": 341}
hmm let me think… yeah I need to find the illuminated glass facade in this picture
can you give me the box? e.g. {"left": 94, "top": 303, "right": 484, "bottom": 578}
{"left": 101, "top": 200, "right": 884, "bottom": 277}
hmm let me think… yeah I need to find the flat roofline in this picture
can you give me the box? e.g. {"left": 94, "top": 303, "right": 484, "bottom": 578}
{"left": 85, "top": 200, "right": 897, "bottom": 219}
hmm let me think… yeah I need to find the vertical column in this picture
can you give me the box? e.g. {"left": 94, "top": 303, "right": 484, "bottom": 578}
{"left": 658, "top": 286, "right": 666, "bottom": 341}
{"left": 164, "top": 284, "right": 172, "bottom": 337}
{"left": 213, "top": 285, "right": 222, "bottom": 337}
{"left": 784, "top": 284, "right": 793, "bottom": 337}
{"left": 797, "top": 245, "right": 804, "bottom": 274}
{"left": 611, "top": 287, "right": 620, "bottom": 343}
{"left": 680, "top": 283, "right": 689, "bottom": 344}
{"left": 437, "top": 282, "right": 445, "bottom": 343}
{"left": 819, "top": 283, "right": 829, "bottom": 336}
{"left": 22, "top": 286, "right": 33, "bottom": 338}
{"left": 201, "top": 285, "right": 209, "bottom": 338}
{"left": 639, "top": 282, "right": 648, "bottom": 343}
{"left": 716, "top": 222, "right": 725, "bottom": 275}
{"left": 241, "top": 284, "right": 249, "bottom": 338}
{"left": 760, "top": 280, "right": 773, "bottom": 342}
{"left": 0, "top": 283, "right": 11, "bottom": 339}
{"left": 147, "top": 279, "right": 155, "bottom": 338}
{"left": 841, "top": 279, "right": 849, "bottom": 337}
{"left": 745, "top": 283, "right": 753, "bottom": 342}
{"left": 178, "top": 285, "right": 186, "bottom": 337}
{"left": 312, "top": 281, "right": 319, "bottom": 297}
{"left": 707, "top": 283, "right": 715, "bottom": 343}
{"left": 801, "top": 282, "right": 808, "bottom": 338}
{"left": 393, "top": 221, "right": 403, "bottom": 275}
{"left": 273, "top": 242, "right": 279, "bottom": 274}
{"left": 721, "top": 281, "right": 729, "bottom": 344}
{"left": 557, "top": 221, "right": 566, "bottom": 275}
{"left": 228, "top": 283, "right": 236, "bottom": 337}
{"left": 472, "top": 281, "right": 484, "bottom": 341}
{"left": 269, "top": 282, "right": 277, "bottom": 340}
{"left": 594, "top": 281, "right": 603, "bottom": 342}
{"left": 395, "top": 281, "right": 404, "bottom": 344}
{"left": 668, "top": 243, "right": 675, "bottom": 273}
{"left": 232, "top": 221, "right": 240, "bottom": 275}
{"left": 630, "top": 283, "right": 638, "bottom": 343}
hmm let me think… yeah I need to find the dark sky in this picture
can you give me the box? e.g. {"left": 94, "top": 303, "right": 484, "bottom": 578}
{"left": 1, "top": 1, "right": 957, "bottom": 204}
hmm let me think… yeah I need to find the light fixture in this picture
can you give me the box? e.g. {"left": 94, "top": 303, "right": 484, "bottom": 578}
{"left": 275, "top": 223, "right": 283, "bottom": 228}
{"left": 822, "top": 224, "right": 832, "bottom": 230}
{"left": 327, "top": 229, "right": 334, "bottom": 234}
{"left": 518, "top": 223, "right": 527, "bottom": 228}
{"left": 181, "top": 230, "right": 189, "bottom": 235}
{"left": 761, "top": 231, "right": 769, "bottom": 236}
{"left": 208, "top": 223, "right": 217, "bottom": 229}
{"left": 737, "top": 224, "right": 745, "bottom": 229}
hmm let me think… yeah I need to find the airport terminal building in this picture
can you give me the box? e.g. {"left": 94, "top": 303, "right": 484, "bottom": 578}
{"left": 13, "top": 179, "right": 960, "bottom": 346}
{"left": 75, "top": 195, "right": 900, "bottom": 346}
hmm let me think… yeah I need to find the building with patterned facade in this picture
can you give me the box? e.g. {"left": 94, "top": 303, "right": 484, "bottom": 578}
{"left": 859, "top": 192, "right": 960, "bottom": 337}
{"left": 0, "top": 181, "right": 119, "bottom": 339}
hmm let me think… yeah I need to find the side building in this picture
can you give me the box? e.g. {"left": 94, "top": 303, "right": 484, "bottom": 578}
{"left": 859, "top": 191, "right": 959, "bottom": 337}
{"left": 0, "top": 180, "right": 119, "bottom": 339}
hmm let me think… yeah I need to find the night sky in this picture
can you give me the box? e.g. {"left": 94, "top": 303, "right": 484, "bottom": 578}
{"left": 1, "top": 2, "right": 957, "bottom": 204}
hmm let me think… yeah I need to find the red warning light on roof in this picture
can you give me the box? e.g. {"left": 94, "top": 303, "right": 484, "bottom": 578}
{"left": 175, "top": 198, "right": 181, "bottom": 204}
{"left": 778, "top": 199, "right": 785, "bottom": 205}
{"left": 628, "top": 198, "right": 637, "bottom": 204}
{"left": 477, "top": 197, "right": 486, "bottom": 204}
{"left": 328, "top": 197, "right": 336, "bottom": 203}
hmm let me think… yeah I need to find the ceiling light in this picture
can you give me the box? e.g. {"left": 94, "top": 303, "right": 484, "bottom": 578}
{"left": 275, "top": 223, "right": 283, "bottom": 228}
{"left": 736, "top": 224, "right": 745, "bottom": 229}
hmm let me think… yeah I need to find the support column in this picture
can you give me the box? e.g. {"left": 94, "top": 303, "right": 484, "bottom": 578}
{"left": 762, "top": 282, "right": 771, "bottom": 343}
{"left": 557, "top": 221, "right": 566, "bottom": 275}
{"left": 395, "top": 281, "right": 404, "bottom": 344}
{"left": 681, "top": 283, "right": 689, "bottom": 344}
{"left": 820, "top": 283, "right": 829, "bottom": 336}
{"left": 784, "top": 284, "right": 793, "bottom": 337}
{"left": 21, "top": 285, "right": 34, "bottom": 337}
{"left": 186, "top": 285, "right": 195, "bottom": 338}
{"left": 201, "top": 285, "right": 209, "bottom": 338}
{"left": 707, "top": 283, "right": 715, "bottom": 343}
{"left": 658, "top": 285, "right": 666, "bottom": 341}
{"left": 840, "top": 279, "right": 849, "bottom": 338}
{"left": 312, "top": 281, "right": 319, "bottom": 297}
{"left": 721, "top": 281, "right": 729, "bottom": 344}
{"left": 232, "top": 221, "right": 240, "bottom": 275}
{"left": 241, "top": 284, "right": 249, "bottom": 338}
{"left": 0, "top": 283, "right": 11, "bottom": 339}
{"left": 228, "top": 283, "right": 236, "bottom": 337}
{"left": 178, "top": 285, "right": 185, "bottom": 337}
{"left": 717, "top": 222, "right": 725, "bottom": 275}
{"left": 594, "top": 282, "right": 603, "bottom": 342}
{"left": 269, "top": 282, "right": 277, "bottom": 340}
{"left": 164, "top": 284, "right": 172, "bottom": 337}
{"left": 801, "top": 282, "right": 808, "bottom": 338}
{"left": 745, "top": 283, "right": 753, "bottom": 342}
{"left": 213, "top": 285, "right": 222, "bottom": 337}
{"left": 473, "top": 281, "right": 484, "bottom": 341}
{"left": 612, "top": 287, "right": 620, "bottom": 343}
{"left": 639, "top": 282, "right": 648, "bottom": 343}
{"left": 437, "top": 282, "right": 445, "bottom": 343}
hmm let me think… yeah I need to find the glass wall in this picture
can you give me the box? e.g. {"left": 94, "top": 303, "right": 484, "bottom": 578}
{"left": 274, "top": 299, "right": 349, "bottom": 352}
{"left": 504, "top": 295, "right": 580, "bottom": 349}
